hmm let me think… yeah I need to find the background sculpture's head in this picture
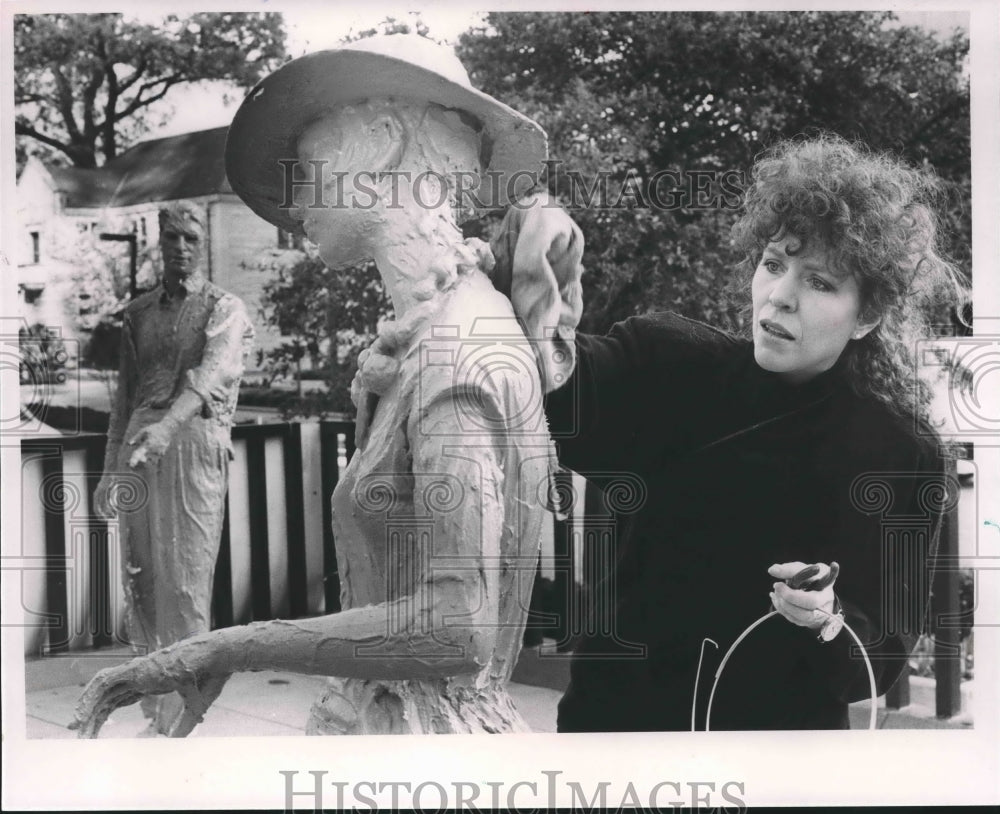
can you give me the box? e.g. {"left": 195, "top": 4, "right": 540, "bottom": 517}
{"left": 291, "top": 98, "right": 483, "bottom": 270}
{"left": 158, "top": 201, "right": 206, "bottom": 280}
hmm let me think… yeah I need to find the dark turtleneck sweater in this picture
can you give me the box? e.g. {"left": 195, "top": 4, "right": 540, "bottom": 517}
{"left": 545, "top": 312, "right": 948, "bottom": 731}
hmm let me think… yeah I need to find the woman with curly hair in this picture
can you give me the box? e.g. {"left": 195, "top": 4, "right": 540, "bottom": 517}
{"left": 496, "top": 134, "right": 967, "bottom": 730}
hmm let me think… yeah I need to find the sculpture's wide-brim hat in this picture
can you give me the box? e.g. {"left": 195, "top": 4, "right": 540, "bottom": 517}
{"left": 225, "top": 34, "right": 548, "bottom": 233}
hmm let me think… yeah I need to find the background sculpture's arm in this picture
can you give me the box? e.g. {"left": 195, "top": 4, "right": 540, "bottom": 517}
{"left": 183, "top": 293, "right": 255, "bottom": 418}
{"left": 94, "top": 315, "right": 138, "bottom": 515}
{"left": 103, "top": 313, "right": 138, "bottom": 471}
{"left": 128, "top": 295, "right": 255, "bottom": 464}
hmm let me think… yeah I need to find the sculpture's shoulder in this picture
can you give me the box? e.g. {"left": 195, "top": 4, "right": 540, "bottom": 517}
{"left": 202, "top": 282, "right": 248, "bottom": 315}
{"left": 441, "top": 269, "right": 520, "bottom": 328}
{"left": 123, "top": 288, "right": 161, "bottom": 319}
{"left": 409, "top": 272, "right": 544, "bottom": 435}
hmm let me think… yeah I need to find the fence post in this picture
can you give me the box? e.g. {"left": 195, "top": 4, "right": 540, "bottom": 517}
{"left": 40, "top": 450, "right": 69, "bottom": 655}
{"left": 211, "top": 502, "right": 234, "bottom": 629}
{"left": 319, "top": 422, "right": 344, "bottom": 613}
{"left": 885, "top": 666, "right": 910, "bottom": 709}
{"left": 84, "top": 441, "right": 112, "bottom": 648}
{"left": 550, "top": 470, "right": 575, "bottom": 650}
{"left": 283, "top": 423, "right": 310, "bottom": 618}
{"left": 933, "top": 459, "right": 962, "bottom": 718}
{"left": 245, "top": 433, "right": 272, "bottom": 620}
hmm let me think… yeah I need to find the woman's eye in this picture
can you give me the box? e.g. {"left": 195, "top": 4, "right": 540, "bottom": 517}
{"left": 762, "top": 260, "right": 781, "bottom": 273}
{"left": 809, "top": 277, "right": 834, "bottom": 292}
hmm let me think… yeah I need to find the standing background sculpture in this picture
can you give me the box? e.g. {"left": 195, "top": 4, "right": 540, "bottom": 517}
{"left": 92, "top": 201, "right": 254, "bottom": 736}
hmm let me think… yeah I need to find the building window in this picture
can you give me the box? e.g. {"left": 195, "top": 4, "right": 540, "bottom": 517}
{"left": 22, "top": 285, "right": 43, "bottom": 305}
{"left": 30, "top": 231, "right": 40, "bottom": 264}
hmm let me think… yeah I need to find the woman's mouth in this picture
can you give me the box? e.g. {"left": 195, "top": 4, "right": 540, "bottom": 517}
{"left": 760, "top": 319, "right": 795, "bottom": 341}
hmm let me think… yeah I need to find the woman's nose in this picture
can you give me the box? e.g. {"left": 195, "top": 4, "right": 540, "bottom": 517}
{"left": 768, "top": 274, "right": 797, "bottom": 310}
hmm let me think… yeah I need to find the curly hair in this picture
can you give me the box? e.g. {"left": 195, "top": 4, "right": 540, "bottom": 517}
{"left": 730, "top": 134, "right": 968, "bottom": 425}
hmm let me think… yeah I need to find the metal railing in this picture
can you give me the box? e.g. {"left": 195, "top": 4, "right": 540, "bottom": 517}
{"left": 16, "top": 424, "right": 966, "bottom": 718}
{"left": 17, "top": 422, "right": 353, "bottom": 655}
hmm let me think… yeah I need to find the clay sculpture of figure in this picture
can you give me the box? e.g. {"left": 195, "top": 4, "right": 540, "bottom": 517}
{"left": 73, "top": 35, "right": 568, "bottom": 736}
{"left": 92, "top": 201, "right": 255, "bottom": 736}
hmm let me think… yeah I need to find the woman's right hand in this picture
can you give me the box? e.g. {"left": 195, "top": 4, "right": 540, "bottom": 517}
{"left": 491, "top": 191, "right": 585, "bottom": 392}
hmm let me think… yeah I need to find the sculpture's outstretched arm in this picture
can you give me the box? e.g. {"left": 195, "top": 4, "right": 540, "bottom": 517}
{"left": 72, "top": 389, "right": 507, "bottom": 738}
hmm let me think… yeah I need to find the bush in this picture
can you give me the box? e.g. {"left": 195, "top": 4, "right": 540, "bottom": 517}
{"left": 19, "top": 324, "right": 69, "bottom": 384}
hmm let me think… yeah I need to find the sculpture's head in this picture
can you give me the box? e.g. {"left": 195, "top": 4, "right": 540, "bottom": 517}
{"left": 225, "top": 34, "right": 547, "bottom": 242}
{"left": 158, "top": 201, "right": 206, "bottom": 280}
{"left": 290, "top": 98, "right": 484, "bottom": 269}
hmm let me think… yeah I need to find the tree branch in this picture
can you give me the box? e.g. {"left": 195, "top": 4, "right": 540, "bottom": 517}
{"left": 54, "top": 69, "right": 82, "bottom": 141}
{"left": 15, "top": 120, "right": 80, "bottom": 161}
{"left": 113, "top": 75, "right": 183, "bottom": 121}
{"left": 81, "top": 67, "right": 105, "bottom": 139}
{"left": 116, "top": 57, "right": 148, "bottom": 93}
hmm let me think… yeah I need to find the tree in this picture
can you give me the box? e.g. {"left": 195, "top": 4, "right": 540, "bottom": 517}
{"left": 343, "top": 13, "right": 432, "bottom": 42}
{"left": 457, "top": 11, "right": 970, "bottom": 335}
{"left": 255, "top": 245, "right": 392, "bottom": 417}
{"left": 14, "top": 12, "right": 286, "bottom": 169}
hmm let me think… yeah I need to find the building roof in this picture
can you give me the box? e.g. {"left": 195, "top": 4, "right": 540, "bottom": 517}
{"left": 46, "top": 127, "right": 232, "bottom": 209}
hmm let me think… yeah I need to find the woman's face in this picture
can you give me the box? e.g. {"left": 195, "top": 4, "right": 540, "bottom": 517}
{"left": 751, "top": 236, "right": 876, "bottom": 384}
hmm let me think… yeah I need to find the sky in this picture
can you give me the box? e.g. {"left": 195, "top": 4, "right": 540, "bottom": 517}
{"left": 143, "top": 6, "right": 968, "bottom": 141}
{"left": 148, "top": 7, "right": 485, "bottom": 139}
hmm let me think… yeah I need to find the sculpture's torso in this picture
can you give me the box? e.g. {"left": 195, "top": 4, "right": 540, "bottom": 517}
{"left": 307, "top": 272, "right": 552, "bottom": 734}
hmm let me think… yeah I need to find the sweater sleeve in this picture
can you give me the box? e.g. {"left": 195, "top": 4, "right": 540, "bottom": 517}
{"left": 798, "top": 427, "right": 951, "bottom": 705}
{"left": 544, "top": 311, "right": 738, "bottom": 475}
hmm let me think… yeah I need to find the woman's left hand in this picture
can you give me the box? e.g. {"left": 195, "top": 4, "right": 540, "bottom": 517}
{"left": 767, "top": 561, "right": 838, "bottom": 630}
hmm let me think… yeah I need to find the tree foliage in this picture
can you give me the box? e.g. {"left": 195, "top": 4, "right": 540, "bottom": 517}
{"left": 14, "top": 12, "right": 286, "bottom": 168}
{"left": 457, "top": 11, "right": 970, "bottom": 334}
{"left": 256, "top": 246, "right": 392, "bottom": 417}
{"left": 256, "top": 11, "right": 970, "bottom": 414}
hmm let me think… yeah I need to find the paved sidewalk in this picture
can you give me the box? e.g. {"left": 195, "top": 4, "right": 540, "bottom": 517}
{"left": 23, "top": 645, "right": 972, "bottom": 738}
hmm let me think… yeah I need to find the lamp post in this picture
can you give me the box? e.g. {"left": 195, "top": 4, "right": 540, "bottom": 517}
{"left": 99, "top": 232, "right": 138, "bottom": 299}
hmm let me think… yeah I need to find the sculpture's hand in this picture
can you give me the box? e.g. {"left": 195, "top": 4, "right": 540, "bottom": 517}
{"left": 93, "top": 473, "right": 118, "bottom": 518}
{"left": 128, "top": 420, "right": 176, "bottom": 468}
{"left": 491, "top": 191, "right": 584, "bottom": 392}
{"left": 70, "top": 661, "right": 146, "bottom": 737}
{"left": 70, "top": 644, "right": 231, "bottom": 738}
